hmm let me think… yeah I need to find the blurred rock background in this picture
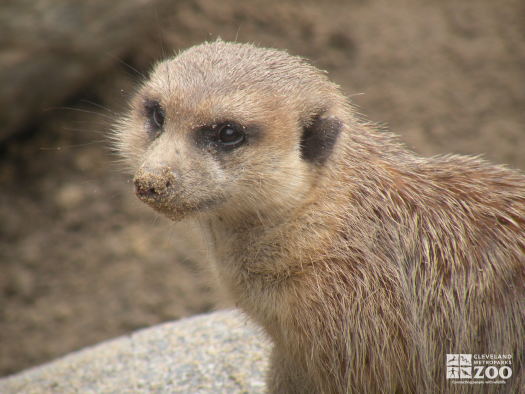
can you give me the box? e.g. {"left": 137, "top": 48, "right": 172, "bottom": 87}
{"left": 0, "top": 0, "right": 523, "bottom": 377}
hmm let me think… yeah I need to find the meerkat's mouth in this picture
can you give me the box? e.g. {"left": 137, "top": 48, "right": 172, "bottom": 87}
{"left": 135, "top": 188, "right": 223, "bottom": 222}
{"left": 155, "top": 197, "right": 223, "bottom": 222}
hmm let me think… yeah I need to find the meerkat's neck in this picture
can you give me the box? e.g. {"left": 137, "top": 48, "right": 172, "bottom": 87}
{"left": 196, "top": 192, "right": 316, "bottom": 265}
{"left": 191, "top": 171, "right": 331, "bottom": 295}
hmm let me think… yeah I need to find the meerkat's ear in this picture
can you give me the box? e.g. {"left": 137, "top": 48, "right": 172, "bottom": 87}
{"left": 300, "top": 114, "right": 342, "bottom": 165}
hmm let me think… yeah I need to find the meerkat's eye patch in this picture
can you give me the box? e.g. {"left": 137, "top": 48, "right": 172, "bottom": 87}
{"left": 143, "top": 99, "right": 165, "bottom": 138}
{"left": 300, "top": 115, "right": 342, "bottom": 165}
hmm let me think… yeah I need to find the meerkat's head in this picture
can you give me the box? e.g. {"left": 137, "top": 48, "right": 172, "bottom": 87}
{"left": 114, "top": 41, "right": 346, "bottom": 222}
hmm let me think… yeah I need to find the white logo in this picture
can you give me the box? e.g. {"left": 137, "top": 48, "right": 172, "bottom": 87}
{"left": 446, "top": 354, "right": 471, "bottom": 379}
{"left": 446, "top": 353, "right": 513, "bottom": 384}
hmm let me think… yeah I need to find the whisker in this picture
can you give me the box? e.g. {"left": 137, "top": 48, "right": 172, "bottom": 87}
{"left": 79, "top": 99, "right": 117, "bottom": 115}
{"left": 44, "top": 106, "right": 115, "bottom": 121}
{"left": 105, "top": 54, "right": 146, "bottom": 79}
{"left": 38, "top": 140, "right": 106, "bottom": 151}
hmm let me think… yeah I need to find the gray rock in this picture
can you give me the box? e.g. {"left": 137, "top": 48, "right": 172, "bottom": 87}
{"left": 0, "top": 310, "right": 270, "bottom": 393}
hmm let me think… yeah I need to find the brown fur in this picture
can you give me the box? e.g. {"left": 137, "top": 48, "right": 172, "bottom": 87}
{"left": 113, "top": 40, "right": 525, "bottom": 393}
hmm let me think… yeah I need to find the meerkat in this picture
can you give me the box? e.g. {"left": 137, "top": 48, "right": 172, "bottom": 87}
{"left": 113, "top": 40, "right": 525, "bottom": 393}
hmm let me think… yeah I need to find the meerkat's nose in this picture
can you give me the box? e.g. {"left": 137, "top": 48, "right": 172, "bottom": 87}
{"left": 133, "top": 166, "right": 176, "bottom": 202}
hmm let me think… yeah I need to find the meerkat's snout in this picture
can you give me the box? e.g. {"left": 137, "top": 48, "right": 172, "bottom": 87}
{"left": 133, "top": 166, "right": 176, "bottom": 205}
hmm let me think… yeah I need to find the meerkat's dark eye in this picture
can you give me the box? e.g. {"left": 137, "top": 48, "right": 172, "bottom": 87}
{"left": 152, "top": 105, "right": 165, "bottom": 129}
{"left": 144, "top": 99, "right": 165, "bottom": 137}
{"left": 216, "top": 123, "right": 245, "bottom": 147}
{"left": 194, "top": 122, "right": 250, "bottom": 151}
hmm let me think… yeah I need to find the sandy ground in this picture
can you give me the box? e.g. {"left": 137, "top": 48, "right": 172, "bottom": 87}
{"left": 1, "top": 0, "right": 524, "bottom": 376}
